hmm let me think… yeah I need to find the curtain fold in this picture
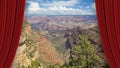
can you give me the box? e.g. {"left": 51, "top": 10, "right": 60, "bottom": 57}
{"left": 95, "top": 0, "right": 120, "bottom": 68}
{"left": 0, "top": 0, "right": 7, "bottom": 54}
{"left": 0, "top": 0, "right": 25, "bottom": 68}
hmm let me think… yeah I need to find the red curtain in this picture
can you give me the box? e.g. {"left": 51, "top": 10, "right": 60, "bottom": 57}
{"left": 0, "top": 0, "right": 25, "bottom": 68}
{"left": 95, "top": 0, "right": 120, "bottom": 68}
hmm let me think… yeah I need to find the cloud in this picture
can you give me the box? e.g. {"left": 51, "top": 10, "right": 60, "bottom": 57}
{"left": 25, "top": 1, "right": 96, "bottom": 16}
{"left": 92, "top": 2, "right": 96, "bottom": 9}
{"left": 42, "top": 0, "right": 79, "bottom": 7}
{"left": 90, "top": 2, "right": 96, "bottom": 14}
{"left": 27, "top": 1, "right": 41, "bottom": 12}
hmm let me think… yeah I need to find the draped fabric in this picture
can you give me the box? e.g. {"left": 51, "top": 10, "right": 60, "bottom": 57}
{"left": 95, "top": 0, "right": 120, "bottom": 68}
{"left": 0, "top": 0, "right": 25, "bottom": 68}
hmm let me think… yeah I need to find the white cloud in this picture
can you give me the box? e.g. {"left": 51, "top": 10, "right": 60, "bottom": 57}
{"left": 92, "top": 2, "right": 96, "bottom": 9}
{"left": 42, "top": 0, "right": 79, "bottom": 7}
{"left": 27, "top": 1, "right": 41, "bottom": 12}
{"left": 25, "top": 1, "right": 95, "bottom": 15}
{"left": 90, "top": 2, "right": 96, "bottom": 15}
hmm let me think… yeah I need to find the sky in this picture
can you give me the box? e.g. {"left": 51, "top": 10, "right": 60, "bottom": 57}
{"left": 25, "top": 0, "right": 96, "bottom": 16}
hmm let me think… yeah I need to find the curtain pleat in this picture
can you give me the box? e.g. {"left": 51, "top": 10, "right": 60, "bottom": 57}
{"left": 0, "top": 0, "right": 17, "bottom": 67}
{"left": 0, "top": 0, "right": 7, "bottom": 53}
{"left": 95, "top": 0, "right": 120, "bottom": 67}
{"left": 0, "top": 0, "right": 25, "bottom": 67}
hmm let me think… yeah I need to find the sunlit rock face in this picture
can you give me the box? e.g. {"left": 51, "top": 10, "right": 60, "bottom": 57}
{"left": 11, "top": 20, "right": 64, "bottom": 68}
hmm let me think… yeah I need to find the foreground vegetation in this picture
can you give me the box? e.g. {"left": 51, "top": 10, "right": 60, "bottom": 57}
{"left": 28, "top": 35, "right": 109, "bottom": 68}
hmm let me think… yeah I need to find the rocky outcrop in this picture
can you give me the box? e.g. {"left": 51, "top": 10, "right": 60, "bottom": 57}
{"left": 65, "top": 26, "right": 101, "bottom": 49}
{"left": 65, "top": 26, "right": 107, "bottom": 67}
{"left": 11, "top": 20, "right": 63, "bottom": 68}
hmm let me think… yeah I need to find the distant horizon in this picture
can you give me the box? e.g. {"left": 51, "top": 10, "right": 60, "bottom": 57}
{"left": 25, "top": 15, "right": 96, "bottom": 18}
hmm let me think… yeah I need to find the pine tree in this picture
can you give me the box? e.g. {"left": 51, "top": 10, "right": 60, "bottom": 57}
{"left": 69, "top": 35, "right": 103, "bottom": 68}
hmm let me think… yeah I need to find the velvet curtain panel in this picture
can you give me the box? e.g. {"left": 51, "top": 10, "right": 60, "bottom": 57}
{"left": 95, "top": 0, "right": 120, "bottom": 68}
{"left": 0, "top": 0, "right": 25, "bottom": 68}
